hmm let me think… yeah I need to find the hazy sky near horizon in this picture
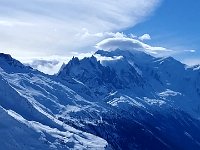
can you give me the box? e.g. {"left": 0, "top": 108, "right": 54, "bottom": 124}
{"left": 0, "top": 0, "right": 199, "bottom": 74}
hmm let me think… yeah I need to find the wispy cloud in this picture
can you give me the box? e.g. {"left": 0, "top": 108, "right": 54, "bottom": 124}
{"left": 139, "top": 34, "right": 151, "bottom": 41}
{"left": 25, "top": 59, "right": 61, "bottom": 75}
{"left": 94, "top": 54, "right": 123, "bottom": 62}
{"left": 0, "top": 0, "right": 160, "bottom": 57}
{"left": 182, "top": 59, "right": 200, "bottom": 66}
{"left": 184, "top": 49, "right": 196, "bottom": 53}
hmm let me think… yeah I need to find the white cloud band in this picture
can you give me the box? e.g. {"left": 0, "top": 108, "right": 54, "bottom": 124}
{"left": 96, "top": 36, "right": 171, "bottom": 55}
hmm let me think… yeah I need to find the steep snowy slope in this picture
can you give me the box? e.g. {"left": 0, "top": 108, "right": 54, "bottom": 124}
{"left": 0, "top": 53, "right": 109, "bottom": 150}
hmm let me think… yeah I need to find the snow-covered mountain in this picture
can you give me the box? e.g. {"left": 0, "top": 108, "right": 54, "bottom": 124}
{"left": 0, "top": 53, "right": 110, "bottom": 150}
{"left": 1, "top": 50, "right": 200, "bottom": 150}
{"left": 58, "top": 49, "right": 200, "bottom": 118}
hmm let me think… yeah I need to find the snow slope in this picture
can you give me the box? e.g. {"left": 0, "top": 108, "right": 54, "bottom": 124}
{"left": 0, "top": 53, "right": 109, "bottom": 150}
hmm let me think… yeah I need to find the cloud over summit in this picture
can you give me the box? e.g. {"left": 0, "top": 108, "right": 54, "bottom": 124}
{"left": 96, "top": 35, "right": 170, "bottom": 55}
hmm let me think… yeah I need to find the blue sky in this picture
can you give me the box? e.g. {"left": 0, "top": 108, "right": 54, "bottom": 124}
{"left": 125, "top": 0, "right": 200, "bottom": 65}
{"left": 0, "top": 0, "right": 199, "bottom": 73}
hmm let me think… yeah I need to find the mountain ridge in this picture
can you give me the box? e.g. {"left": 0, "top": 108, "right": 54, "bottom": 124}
{"left": 1, "top": 49, "right": 200, "bottom": 150}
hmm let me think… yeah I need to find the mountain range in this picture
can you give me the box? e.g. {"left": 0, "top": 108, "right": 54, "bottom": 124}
{"left": 1, "top": 49, "right": 200, "bottom": 150}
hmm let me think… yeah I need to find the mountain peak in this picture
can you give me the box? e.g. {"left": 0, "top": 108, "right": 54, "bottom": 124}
{"left": 72, "top": 56, "right": 79, "bottom": 61}
{"left": 58, "top": 50, "right": 145, "bottom": 94}
{"left": 0, "top": 53, "right": 33, "bottom": 73}
{"left": 0, "top": 53, "right": 14, "bottom": 61}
